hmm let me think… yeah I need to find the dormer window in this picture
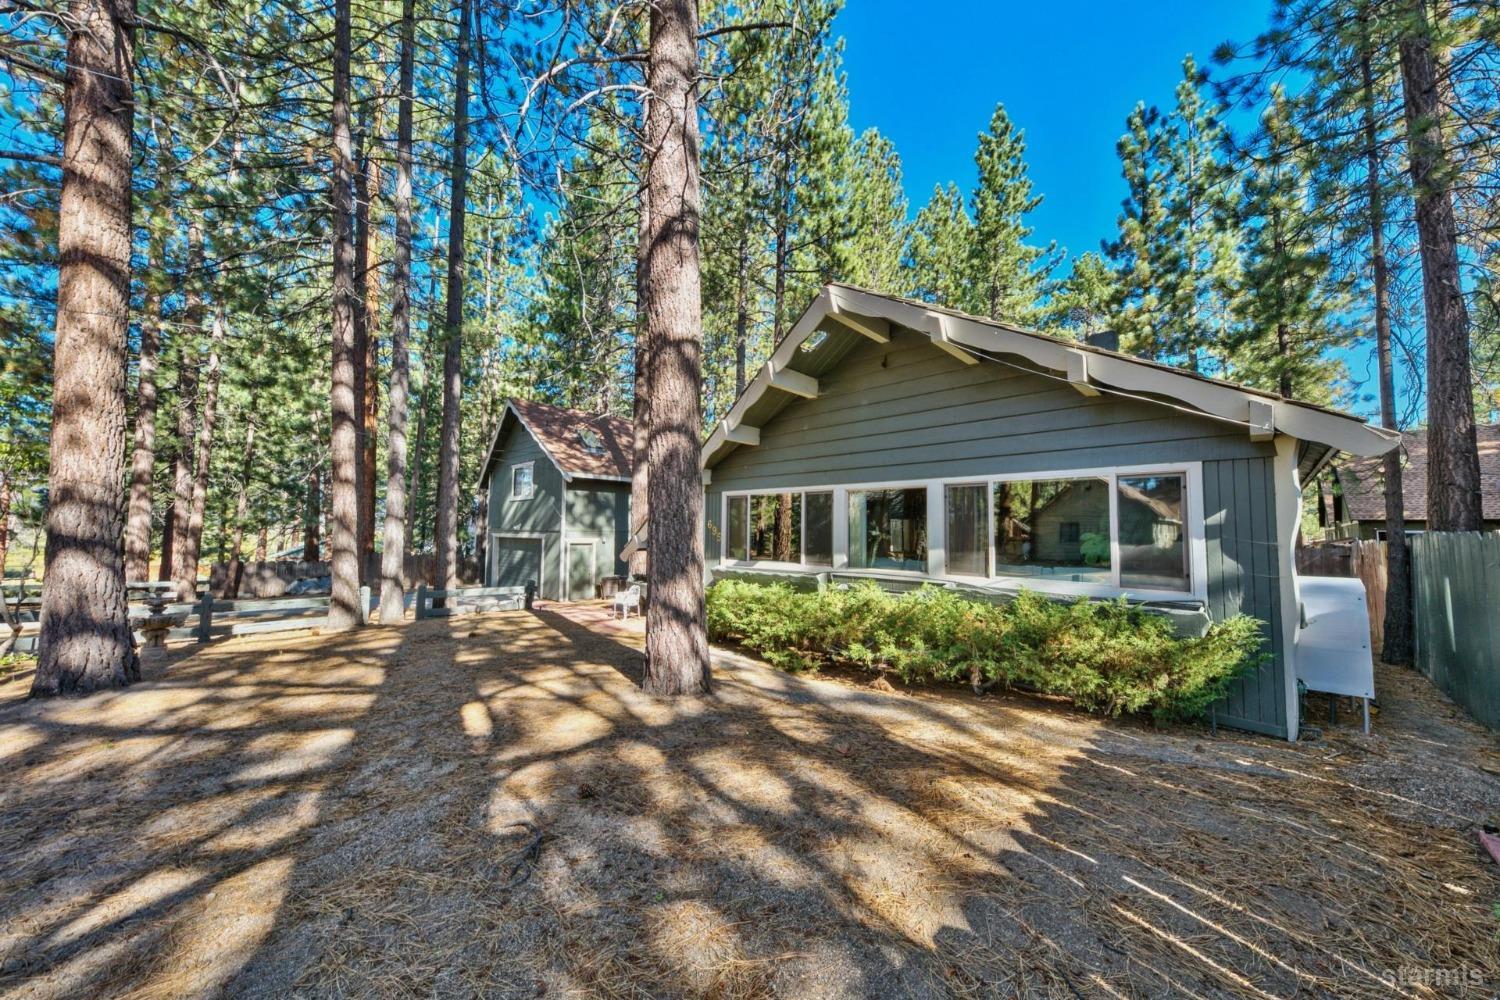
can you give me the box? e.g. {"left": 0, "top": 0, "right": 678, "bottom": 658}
{"left": 578, "top": 427, "right": 605, "bottom": 455}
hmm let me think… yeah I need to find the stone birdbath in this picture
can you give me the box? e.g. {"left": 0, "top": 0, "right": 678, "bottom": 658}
{"left": 137, "top": 596, "right": 188, "bottom": 660}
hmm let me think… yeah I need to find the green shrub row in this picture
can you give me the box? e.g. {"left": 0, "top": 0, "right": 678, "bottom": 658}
{"left": 705, "top": 579, "right": 1266, "bottom": 723}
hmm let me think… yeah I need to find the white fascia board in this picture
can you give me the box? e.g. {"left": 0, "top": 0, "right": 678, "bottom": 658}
{"left": 926, "top": 312, "right": 980, "bottom": 365}
{"left": 473, "top": 401, "right": 573, "bottom": 494}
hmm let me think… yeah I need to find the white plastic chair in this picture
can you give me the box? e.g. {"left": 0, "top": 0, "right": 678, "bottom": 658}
{"left": 613, "top": 584, "right": 641, "bottom": 620}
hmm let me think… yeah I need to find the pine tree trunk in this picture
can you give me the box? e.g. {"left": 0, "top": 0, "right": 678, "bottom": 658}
{"left": 352, "top": 122, "right": 371, "bottom": 585}
{"left": 774, "top": 493, "right": 793, "bottom": 561}
{"left": 124, "top": 231, "right": 163, "bottom": 582}
{"left": 353, "top": 104, "right": 382, "bottom": 582}
{"left": 628, "top": 150, "right": 651, "bottom": 580}
{"left": 32, "top": 0, "right": 138, "bottom": 697}
{"left": 641, "top": 0, "right": 710, "bottom": 696}
{"left": 158, "top": 503, "right": 174, "bottom": 581}
{"left": 179, "top": 312, "right": 224, "bottom": 595}
{"left": 380, "top": 0, "right": 416, "bottom": 624}
{"left": 226, "top": 417, "right": 255, "bottom": 598}
{"left": 1276, "top": 322, "right": 1292, "bottom": 398}
{"left": 1361, "top": 35, "right": 1413, "bottom": 665}
{"left": 170, "top": 221, "right": 204, "bottom": 600}
{"left": 734, "top": 235, "right": 749, "bottom": 397}
{"left": 255, "top": 524, "right": 268, "bottom": 561}
{"left": 303, "top": 467, "right": 321, "bottom": 561}
{"left": 1398, "top": 4, "right": 1482, "bottom": 531}
{"left": 434, "top": 0, "right": 472, "bottom": 597}
{"left": 327, "top": 0, "right": 361, "bottom": 629}
{"left": 0, "top": 472, "right": 11, "bottom": 589}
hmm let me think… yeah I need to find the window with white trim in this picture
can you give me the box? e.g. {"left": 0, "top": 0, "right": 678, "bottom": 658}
{"left": 994, "top": 476, "right": 1111, "bottom": 583}
{"left": 848, "top": 487, "right": 927, "bottom": 572}
{"left": 510, "top": 462, "right": 534, "bottom": 500}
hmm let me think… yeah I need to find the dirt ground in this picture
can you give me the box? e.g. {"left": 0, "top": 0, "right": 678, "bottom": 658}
{"left": 0, "top": 602, "right": 1496, "bottom": 999}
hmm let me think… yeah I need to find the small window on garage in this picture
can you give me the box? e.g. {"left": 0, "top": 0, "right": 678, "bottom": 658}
{"left": 511, "top": 462, "right": 534, "bottom": 500}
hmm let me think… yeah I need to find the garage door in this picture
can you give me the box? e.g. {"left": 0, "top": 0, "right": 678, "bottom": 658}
{"left": 493, "top": 537, "right": 543, "bottom": 594}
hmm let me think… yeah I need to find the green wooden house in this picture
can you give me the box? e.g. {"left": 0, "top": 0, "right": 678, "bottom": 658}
{"left": 476, "top": 398, "right": 632, "bottom": 602}
{"left": 699, "top": 283, "right": 1400, "bottom": 740}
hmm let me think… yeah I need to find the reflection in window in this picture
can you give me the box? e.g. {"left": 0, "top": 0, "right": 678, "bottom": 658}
{"left": 945, "top": 483, "right": 988, "bottom": 576}
{"left": 1117, "top": 474, "right": 1188, "bottom": 590}
{"left": 848, "top": 488, "right": 927, "bottom": 572}
{"left": 993, "top": 477, "right": 1111, "bottom": 582}
{"left": 510, "top": 463, "right": 534, "bottom": 500}
{"left": 726, "top": 495, "right": 748, "bottom": 561}
{"left": 749, "top": 493, "right": 802, "bottom": 561}
{"left": 804, "top": 492, "right": 833, "bottom": 566}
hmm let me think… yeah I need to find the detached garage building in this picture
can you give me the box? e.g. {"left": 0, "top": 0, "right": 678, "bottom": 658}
{"left": 476, "top": 398, "right": 632, "bottom": 602}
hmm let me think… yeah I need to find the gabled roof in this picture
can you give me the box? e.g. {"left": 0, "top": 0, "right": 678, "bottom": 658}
{"left": 478, "top": 398, "right": 633, "bottom": 488}
{"left": 1332, "top": 424, "right": 1500, "bottom": 522}
{"left": 702, "top": 282, "right": 1401, "bottom": 470}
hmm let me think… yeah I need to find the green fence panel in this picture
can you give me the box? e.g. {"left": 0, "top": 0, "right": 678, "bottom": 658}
{"left": 1411, "top": 531, "right": 1500, "bottom": 731}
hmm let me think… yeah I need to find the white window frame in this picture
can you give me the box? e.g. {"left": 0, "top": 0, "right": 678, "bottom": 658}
{"left": 510, "top": 461, "right": 535, "bottom": 501}
{"left": 716, "top": 461, "right": 1207, "bottom": 603}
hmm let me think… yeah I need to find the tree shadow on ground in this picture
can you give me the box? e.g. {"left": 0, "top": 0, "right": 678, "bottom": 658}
{"left": 0, "top": 606, "right": 1495, "bottom": 999}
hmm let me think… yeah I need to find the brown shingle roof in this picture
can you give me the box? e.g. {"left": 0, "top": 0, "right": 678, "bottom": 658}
{"left": 1333, "top": 424, "right": 1500, "bottom": 522}
{"left": 506, "top": 398, "right": 633, "bottom": 480}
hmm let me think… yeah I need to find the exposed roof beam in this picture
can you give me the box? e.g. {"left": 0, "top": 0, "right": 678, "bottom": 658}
{"left": 767, "top": 365, "right": 819, "bottom": 398}
{"left": 927, "top": 312, "right": 979, "bottom": 365}
{"left": 827, "top": 310, "right": 890, "bottom": 344}
{"left": 1065, "top": 349, "right": 1101, "bottom": 396}
{"left": 724, "top": 423, "right": 761, "bottom": 446}
{"left": 1249, "top": 398, "right": 1276, "bottom": 441}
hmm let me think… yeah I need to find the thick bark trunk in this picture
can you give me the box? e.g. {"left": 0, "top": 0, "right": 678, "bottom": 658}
{"left": 774, "top": 493, "right": 793, "bottom": 562}
{"left": 641, "top": 0, "right": 710, "bottom": 696}
{"left": 33, "top": 0, "right": 138, "bottom": 696}
{"left": 226, "top": 418, "right": 255, "bottom": 599}
{"left": 1360, "top": 36, "right": 1413, "bottom": 665}
{"left": 327, "top": 0, "right": 361, "bottom": 629}
{"left": 255, "top": 524, "right": 268, "bottom": 561}
{"left": 179, "top": 312, "right": 224, "bottom": 595}
{"left": 380, "top": 0, "right": 416, "bottom": 625}
{"left": 353, "top": 107, "right": 382, "bottom": 581}
{"left": 352, "top": 123, "right": 371, "bottom": 584}
{"left": 628, "top": 152, "right": 650, "bottom": 580}
{"left": 124, "top": 231, "right": 163, "bottom": 581}
{"left": 1398, "top": 4, "right": 1482, "bottom": 531}
{"left": 169, "top": 221, "right": 204, "bottom": 600}
{"left": 434, "top": 0, "right": 472, "bottom": 596}
{"left": 303, "top": 467, "right": 321, "bottom": 562}
{"left": 158, "top": 503, "right": 174, "bottom": 581}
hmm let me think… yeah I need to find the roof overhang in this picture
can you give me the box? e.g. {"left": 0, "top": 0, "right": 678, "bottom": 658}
{"left": 475, "top": 401, "right": 573, "bottom": 494}
{"left": 702, "top": 283, "right": 1402, "bottom": 470}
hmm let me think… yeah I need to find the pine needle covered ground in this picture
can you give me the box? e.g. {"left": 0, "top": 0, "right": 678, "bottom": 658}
{"left": 0, "top": 603, "right": 1496, "bottom": 999}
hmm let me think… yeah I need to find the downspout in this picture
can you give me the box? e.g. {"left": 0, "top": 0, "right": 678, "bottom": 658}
{"left": 1274, "top": 434, "right": 1303, "bottom": 741}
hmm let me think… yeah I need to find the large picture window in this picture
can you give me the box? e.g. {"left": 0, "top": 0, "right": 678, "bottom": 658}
{"left": 848, "top": 487, "right": 927, "bottom": 572}
{"left": 803, "top": 492, "right": 833, "bottom": 566}
{"left": 945, "top": 484, "right": 988, "bottom": 576}
{"left": 1116, "top": 474, "right": 1188, "bottom": 591}
{"left": 993, "top": 477, "right": 1111, "bottom": 583}
{"left": 749, "top": 493, "right": 802, "bottom": 561}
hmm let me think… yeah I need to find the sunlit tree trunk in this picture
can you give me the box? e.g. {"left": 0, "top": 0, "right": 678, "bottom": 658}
{"left": 179, "top": 312, "right": 224, "bottom": 595}
{"left": 124, "top": 228, "right": 164, "bottom": 582}
{"left": 380, "top": 0, "right": 416, "bottom": 624}
{"left": 1398, "top": 1, "right": 1482, "bottom": 531}
{"left": 169, "top": 220, "right": 204, "bottom": 600}
{"left": 226, "top": 417, "right": 255, "bottom": 598}
{"left": 32, "top": 0, "right": 138, "bottom": 696}
{"left": 434, "top": 0, "right": 472, "bottom": 597}
{"left": 641, "top": 0, "right": 710, "bottom": 696}
{"left": 629, "top": 162, "right": 650, "bottom": 580}
{"left": 327, "top": 0, "right": 362, "bottom": 628}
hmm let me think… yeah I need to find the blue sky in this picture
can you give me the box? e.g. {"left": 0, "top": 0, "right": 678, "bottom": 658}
{"left": 834, "top": 0, "right": 1272, "bottom": 264}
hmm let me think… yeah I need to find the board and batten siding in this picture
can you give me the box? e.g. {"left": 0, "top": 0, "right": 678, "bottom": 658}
{"left": 706, "top": 326, "right": 1292, "bottom": 738}
{"left": 488, "top": 421, "right": 564, "bottom": 600}
{"left": 565, "top": 482, "right": 631, "bottom": 578}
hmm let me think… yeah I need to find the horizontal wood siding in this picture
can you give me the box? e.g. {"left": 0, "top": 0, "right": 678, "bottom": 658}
{"left": 710, "top": 329, "right": 1274, "bottom": 490}
{"left": 1201, "top": 457, "right": 1288, "bottom": 737}
{"left": 707, "top": 326, "right": 1291, "bottom": 738}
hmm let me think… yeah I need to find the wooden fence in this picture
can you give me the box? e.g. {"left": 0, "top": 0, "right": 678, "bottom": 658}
{"left": 1295, "top": 539, "right": 1388, "bottom": 653}
{"left": 1411, "top": 531, "right": 1500, "bottom": 731}
{"left": 413, "top": 584, "right": 529, "bottom": 620}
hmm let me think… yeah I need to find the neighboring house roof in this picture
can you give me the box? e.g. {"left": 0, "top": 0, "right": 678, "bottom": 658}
{"left": 1331, "top": 424, "right": 1500, "bottom": 522}
{"left": 702, "top": 283, "right": 1401, "bottom": 472}
{"left": 478, "top": 398, "right": 633, "bottom": 488}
